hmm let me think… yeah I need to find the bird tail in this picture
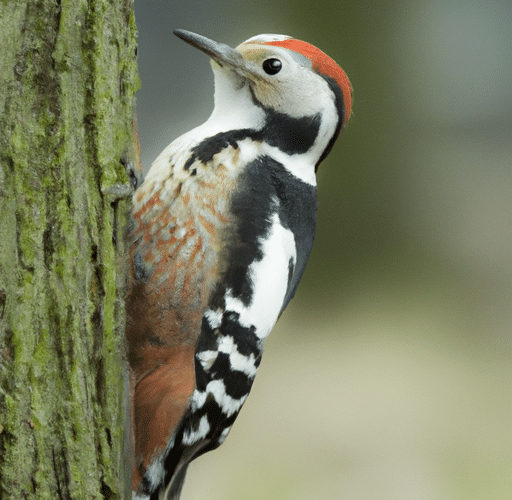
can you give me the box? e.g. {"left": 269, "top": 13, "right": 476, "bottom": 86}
{"left": 160, "top": 464, "right": 189, "bottom": 500}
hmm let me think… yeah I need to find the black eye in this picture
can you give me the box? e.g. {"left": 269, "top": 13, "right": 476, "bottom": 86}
{"left": 262, "top": 58, "right": 282, "bottom": 75}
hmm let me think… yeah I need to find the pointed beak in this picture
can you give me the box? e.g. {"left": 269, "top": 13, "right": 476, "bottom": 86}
{"left": 173, "top": 30, "right": 247, "bottom": 73}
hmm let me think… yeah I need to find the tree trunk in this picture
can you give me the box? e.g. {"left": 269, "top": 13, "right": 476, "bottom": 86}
{"left": 0, "top": 0, "right": 138, "bottom": 498}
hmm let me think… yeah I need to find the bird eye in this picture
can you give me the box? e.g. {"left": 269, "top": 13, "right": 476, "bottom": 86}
{"left": 262, "top": 58, "right": 282, "bottom": 75}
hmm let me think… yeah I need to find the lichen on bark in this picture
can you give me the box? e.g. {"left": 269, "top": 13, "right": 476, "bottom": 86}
{"left": 0, "top": 0, "right": 139, "bottom": 498}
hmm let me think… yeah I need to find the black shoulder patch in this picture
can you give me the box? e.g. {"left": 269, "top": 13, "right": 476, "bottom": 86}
{"left": 218, "top": 156, "right": 276, "bottom": 305}
{"left": 218, "top": 155, "right": 317, "bottom": 310}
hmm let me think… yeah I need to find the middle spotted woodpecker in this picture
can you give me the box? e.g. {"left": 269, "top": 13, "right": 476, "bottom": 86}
{"left": 127, "top": 29, "right": 352, "bottom": 500}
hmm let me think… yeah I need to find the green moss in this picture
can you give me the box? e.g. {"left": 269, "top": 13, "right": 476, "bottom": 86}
{"left": 33, "top": 469, "right": 55, "bottom": 500}
{"left": 0, "top": 0, "right": 138, "bottom": 495}
{"left": 31, "top": 328, "right": 49, "bottom": 379}
{"left": 2, "top": 392, "right": 16, "bottom": 430}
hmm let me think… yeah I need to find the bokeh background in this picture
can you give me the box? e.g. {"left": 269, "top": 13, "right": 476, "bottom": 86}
{"left": 134, "top": 1, "right": 512, "bottom": 499}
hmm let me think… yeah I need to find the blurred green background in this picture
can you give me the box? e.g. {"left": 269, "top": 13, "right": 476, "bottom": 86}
{"left": 134, "top": 1, "right": 512, "bottom": 498}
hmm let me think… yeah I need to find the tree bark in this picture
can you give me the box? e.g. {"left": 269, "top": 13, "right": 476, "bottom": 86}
{"left": 0, "top": 0, "right": 138, "bottom": 498}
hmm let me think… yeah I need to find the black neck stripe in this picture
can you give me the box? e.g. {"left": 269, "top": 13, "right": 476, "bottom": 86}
{"left": 315, "top": 74, "right": 344, "bottom": 170}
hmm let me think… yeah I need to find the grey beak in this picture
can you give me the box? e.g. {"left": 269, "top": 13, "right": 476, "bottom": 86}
{"left": 173, "top": 30, "right": 245, "bottom": 71}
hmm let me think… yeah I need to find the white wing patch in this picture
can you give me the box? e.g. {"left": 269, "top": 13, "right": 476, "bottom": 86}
{"left": 225, "top": 212, "right": 297, "bottom": 340}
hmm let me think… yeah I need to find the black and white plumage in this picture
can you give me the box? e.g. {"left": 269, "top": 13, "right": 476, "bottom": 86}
{"left": 127, "top": 29, "right": 352, "bottom": 500}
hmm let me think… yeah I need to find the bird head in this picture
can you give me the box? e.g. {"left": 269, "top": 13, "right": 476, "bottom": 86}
{"left": 173, "top": 29, "right": 352, "bottom": 170}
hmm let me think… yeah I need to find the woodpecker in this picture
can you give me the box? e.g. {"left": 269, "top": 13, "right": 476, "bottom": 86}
{"left": 127, "top": 29, "right": 352, "bottom": 500}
